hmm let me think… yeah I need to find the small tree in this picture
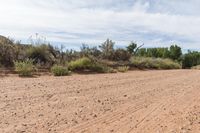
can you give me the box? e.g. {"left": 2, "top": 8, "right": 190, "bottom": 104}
{"left": 169, "top": 45, "right": 182, "bottom": 61}
{"left": 127, "top": 42, "right": 144, "bottom": 55}
{"left": 127, "top": 42, "right": 137, "bottom": 54}
{"left": 99, "top": 39, "right": 115, "bottom": 60}
{"left": 80, "top": 44, "right": 101, "bottom": 58}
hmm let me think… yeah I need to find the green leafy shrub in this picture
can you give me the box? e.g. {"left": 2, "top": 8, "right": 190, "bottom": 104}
{"left": 117, "top": 66, "right": 130, "bottom": 73}
{"left": 135, "top": 45, "right": 182, "bottom": 61}
{"left": 182, "top": 51, "right": 200, "bottom": 68}
{"left": 68, "top": 57, "right": 116, "bottom": 73}
{"left": 92, "top": 63, "right": 117, "bottom": 73}
{"left": 51, "top": 65, "right": 70, "bottom": 76}
{"left": 26, "top": 44, "right": 56, "bottom": 67}
{"left": 68, "top": 57, "right": 93, "bottom": 71}
{"left": 130, "top": 57, "right": 181, "bottom": 69}
{"left": 14, "top": 60, "right": 35, "bottom": 76}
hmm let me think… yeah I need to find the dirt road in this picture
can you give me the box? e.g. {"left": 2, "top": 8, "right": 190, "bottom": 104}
{"left": 0, "top": 70, "right": 200, "bottom": 133}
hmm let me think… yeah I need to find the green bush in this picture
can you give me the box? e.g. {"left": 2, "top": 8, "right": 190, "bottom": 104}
{"left": 135, "top": 45, "right": 182, "bottom": 61}
{"left": 92, "top": 63, "right": 117, "bottom": 73}
{"left": 68, "top": 57, "right": 116, "bottom": 73}
{"left": 117, "top": 66, "right": 130, "bottom": 73}
{"left": 130, "top": 57, "right": 181, "bottom": 69}
{"left": 68, "top": 57, "right": 93, "bottom": 71}
{"left": 51, "top": 65, "right": 70, "bottom": 76}
{"left": 182, "top": 51, "right": 200, "bottom": 68}
{"left": 14, "top": 60, "right": 35, "bottom": 76}
{"left": 26, "top": 44, "right": 56, "bottom": 66}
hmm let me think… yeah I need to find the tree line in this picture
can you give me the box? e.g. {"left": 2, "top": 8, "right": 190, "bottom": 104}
{"left": 0, "top": 36, "right": 199, "bottom": 69}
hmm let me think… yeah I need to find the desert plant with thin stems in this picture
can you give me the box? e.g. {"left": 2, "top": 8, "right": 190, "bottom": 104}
{"left": 14, "top": 59, "right": 35, "bottom": 77}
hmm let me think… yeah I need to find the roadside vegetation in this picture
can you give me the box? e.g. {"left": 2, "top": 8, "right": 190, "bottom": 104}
{"left": 192, "top": 65, "right": 200, "bottom": 70}
{"left": 14, "top": 59, "right": 35, "bottom": 77}
{"left": 1, "top": 35, "right": 200, "bottom": 77}
{"left": 130, "top": 57, "right": 181, "bottom": 69}
{"left": 117, "top": 66, "right": 130, "bottom": 73}
{"left": 51, "top": 65, "right": 70, "bottom": 76}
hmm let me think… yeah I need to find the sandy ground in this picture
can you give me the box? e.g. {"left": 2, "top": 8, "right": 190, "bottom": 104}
{"left": 0, "top": 70, "right": 200, "bottom": 133}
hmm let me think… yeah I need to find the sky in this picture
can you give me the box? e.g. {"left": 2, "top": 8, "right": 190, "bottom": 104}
{"left": 0, "top": 0, "right": 200, "bottom": 50}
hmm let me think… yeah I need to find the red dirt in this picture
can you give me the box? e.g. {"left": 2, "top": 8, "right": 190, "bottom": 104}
{"left": 0, "top": 70, "right": 200, "bottom": 133}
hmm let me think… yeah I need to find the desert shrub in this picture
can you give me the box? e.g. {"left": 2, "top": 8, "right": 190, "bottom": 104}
{"left": 68, "top": 57, "right": 93, "bottom": 71}
{"left": 0, "top": 37, "right": 16, "bottom": 66}
{"left": 92, "top": 63, "right": 117, "bottom": 73}
{"left": 117, "top": 66, "right": 130, "bottom": 73}
{"left": 99, "top": 39, "right": 115, "bottom": 60}
{"left": 80, "top": 44, "right": 101, "bottom": 58}
{"left": 14, "top": 59, "right": 35, "bottom": 76}
{"left": 68, "top": 57, "right": 116, "bottom": 73}
{"left": 51, "top": 65, "right": 70, "bottom": 76}
{"left": 105, "top": 67, "right": 117, "bottom": 73}
{"left": 89, "top": 63, "right": 106, "bottom": 73}
{"left": 192, "top": 65, "right": 200, "bottom": 70}
{"left": 130, "top": 57, "right": 181, "bottom": 69}
{"left": 26, "top": 44, "right": 56, "bottom": 67}
{"left": 113, "top": 49, "right": 131, "bottom": 61}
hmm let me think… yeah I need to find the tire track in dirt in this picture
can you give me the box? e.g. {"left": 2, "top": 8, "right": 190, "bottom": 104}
{"left": 66, "top": 71, "right": 200, "bottom": 133}
{"left": 108, "top": 75, "right": 195, "bottom": 133}
{"left": 123, "top": 75, "right": 200, "bottom": 133}
{"left": 1, "top": 70, "right": 200, "bottom": 133}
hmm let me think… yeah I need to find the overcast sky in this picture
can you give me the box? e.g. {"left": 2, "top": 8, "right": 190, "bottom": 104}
{"left": 0, "top": 0, "right": 200, "bottom": 50}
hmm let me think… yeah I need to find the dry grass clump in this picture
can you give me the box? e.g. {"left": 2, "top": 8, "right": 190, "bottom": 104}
{"left": 117, "top": 66, "right": 130, "bottom": 73}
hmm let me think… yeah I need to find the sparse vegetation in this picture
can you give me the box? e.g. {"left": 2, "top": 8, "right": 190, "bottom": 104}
{"left": 14, "top": 59, "right": 35, "bottom": 76}
{"left": 1, "top": 35, "right": 200, "bottom": 76}
{"left": 98, "top": 65, "right": 117, "bottom": 73}
{"left": 192, "top": 65, "right": 200, "bottom": 70}
{"left": 51, "top": 65, "right": 70, "bottom": 76}
{"left": 117, "top": 66, "right": 130, "bottom": 73}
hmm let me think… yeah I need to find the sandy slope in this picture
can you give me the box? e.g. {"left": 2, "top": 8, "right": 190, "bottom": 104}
{"left": 0, "top": 70, "right": 200, "bottom": 133}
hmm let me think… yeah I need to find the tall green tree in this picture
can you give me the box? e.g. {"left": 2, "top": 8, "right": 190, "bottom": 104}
{"left": 182, "top": 51, "right": 200, "bottom": 68}
{"left": 169, "top": 45, "right": 182, "bottom": 61}
{"left": 127, "top": 42, "right": 137, "bottom": 54}
{"left": 127, "top": 42, "right": 144, "bottom": 55}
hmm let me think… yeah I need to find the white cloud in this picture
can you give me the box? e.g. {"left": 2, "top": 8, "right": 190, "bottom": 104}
{"left": 0, "top": 0, "right": 200, "bottom": 50}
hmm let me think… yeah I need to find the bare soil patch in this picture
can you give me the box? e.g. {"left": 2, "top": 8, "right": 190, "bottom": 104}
{"left": 0, "top": 70, "right": 200, "bottom": 133}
